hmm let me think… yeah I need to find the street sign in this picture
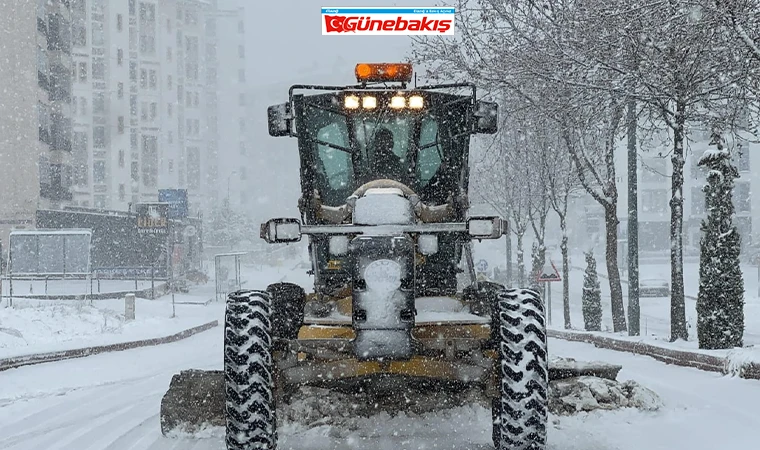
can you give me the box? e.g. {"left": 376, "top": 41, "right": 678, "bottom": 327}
{"left": 476, "top": 259, "right": 488, "bottom": 273}
{"left": 136, "top": 203, "right": 169, "bottom": 235}
{"left": 536, "top": 260, "right": 561, "bottom": 282}
{"left": 158, "top": 189, "right": 188, "bottom": 219}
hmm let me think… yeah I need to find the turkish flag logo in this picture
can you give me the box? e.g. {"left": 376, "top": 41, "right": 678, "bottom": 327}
{"left": 324, "top": 15, "right": 346, "bottom": 32}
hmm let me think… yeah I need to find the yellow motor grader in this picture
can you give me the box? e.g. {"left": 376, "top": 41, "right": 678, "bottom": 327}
{"left": 160, "top": 63, "right": 548, "bottom": 450}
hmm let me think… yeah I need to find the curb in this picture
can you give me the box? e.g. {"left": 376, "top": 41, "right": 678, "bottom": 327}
{"left": 548, "top": 329, "right": 760, "bottom": 380}
{"left": 0, "top": 320, "right": 218, "bottom": 372}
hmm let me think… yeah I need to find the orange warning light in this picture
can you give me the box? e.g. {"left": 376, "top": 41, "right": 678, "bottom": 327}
{"left": 355, "top": 63, "right": 413, "bottom": 83}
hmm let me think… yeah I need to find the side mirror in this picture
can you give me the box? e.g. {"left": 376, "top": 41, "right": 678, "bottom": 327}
{"left": 260, "top": 218, "right": 302, "bottom": 243}
{"left": 474, "top": 101, "right": 498, "bottom": 134}
{"left": 467, "top": 216, "right": 505, "bottom": 239}
{"left": 267, "top": 103, "right": 292, "bottom": 137}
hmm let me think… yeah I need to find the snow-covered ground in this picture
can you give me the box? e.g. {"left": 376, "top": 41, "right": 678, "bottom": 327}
{"left": 0, "top": 262, "right": 310, "bottom": 360}
{"left": 1, "top": 330, "right": 758, "bottom": 449}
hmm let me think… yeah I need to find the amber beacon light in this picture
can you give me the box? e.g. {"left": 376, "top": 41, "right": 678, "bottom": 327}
{"left": 355, "top": 63, "right": 413, "bottom": 83}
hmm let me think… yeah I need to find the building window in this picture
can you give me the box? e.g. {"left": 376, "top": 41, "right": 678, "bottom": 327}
{"left": 691, "top": 186, "right": 705, "bottom": 215}
{"left": 735, "top": 149, "right": 750, "bottom": 172}
{"left": 194, "top": 92, "right": 199, "bottom": 107}
{"left": 735, "top": 182, "right": 751, "bottom": 213}
{"left": 167, "top": 75, "right": 172, "bottom": 89}
{"left": 187, "top": 147, "right": 200, "bottom": 188}
{"left": 238, "top": 69, "right": 245, "bottom": 82}
{"left": 239, "top": 93, "right": 245, "bottom": 106}
{"left": 238, "top": 20, "right": 244, "bottom": 33}
{"left": 92, "top": 21, "right": 105, "bottom": 46}
{"left": 240, "top": 166, "right": 247, "bottom": 180}
{"left": 93, "top": 160, "right": 106, "bottom": 183}
{"left": 641, "top": 158, "right": 667, "bottom": 183}
{"left": 141, "top": 102, "right": 148, "bottom": 121}
{"left": 93, "top": 92, "right": 106, "bottom": 114}
{"left": 641, "top": 189, "right": 668, "bottom": 214}
{"left": 129, "top": 0, "right": 136, "bottom": 16}
{"left": 119, "top": 184, "right": 126, "bottom": 201}
{"left": 78, "top": 62, "right": 87, "bottom": 82}
{"left": 73, "top": 131, "right": 88, "bottom": 186}
{"left": 149, "top": 69, "right": 157, "bottom": 89}
{"left": 130, "top": 95, "right": 137, "bottom": 116}
{"left": 239, "top": 141, "right": 246, "bottom": 155}
{"left": 186, "top": 92, "right": 192, "bottom": 107}
{"left": 129, "top": 62, "right": 137, "bottom": 82}
{"left": 92, "top": 57, "right": 105, "bottom": 80}
{"left": 186, "top": 118, "right": 192, "bottom": 134}
{"left": 93, "top": 125, "right": 106, "bottom": 148}
{"left": 168, "top": 159, "right": 174, "bottom": 173}
{"left": 119, "top": 149, "right": 125, "bottom": 168}
{"left": 150, "top": 102, "right": 157, "bottom": 121}
{"left": 238, "top": 45, "right": 245, "bottom": 58}
{"left": 117, "top": 82, "right": 124, "bottom": 99}
{"left": 131, "top": 161, "right": 139, "bottom": 182}
{"left": 118, "top": 116, "right": 125, "bottom": 134}
{"left": 72, "top": 97, "right": 78, "bottom": 115}
{"left": 141, "top": 135, "right": 158, "bottom": 187}
{"left": 167, "top": 103, "right": 173, "bottom": 117}
{"left": 166, "top": 46, "right": 172, "bottom": 61}
{"left": 139, "top": 2, "right": 156, "bottom": 54}
{"left": 140, "top": 69, "right": 147, "bottom": 88}
{"left": 117, "top": 14, "right": 123, "bottom": 31}
{"left": 117, "top": 48, "right": 124, "bottom": 66}
{"left": 239, "top": 118, "right": 246, "bottom": 133}
{"left": 131, "top": 128, "right": 138, "bottom": 149}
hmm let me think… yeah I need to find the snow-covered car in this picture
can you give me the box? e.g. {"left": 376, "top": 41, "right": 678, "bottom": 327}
{"left": 639, "top": 278, "right": 670, "bottom": 297}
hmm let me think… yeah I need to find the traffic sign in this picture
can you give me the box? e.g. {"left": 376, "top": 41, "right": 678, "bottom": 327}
{"left": 476, "top": 259, "right": 488, "bottom": 273}
{"left": 536, "top": 260, "right": 561, "bottom": 282}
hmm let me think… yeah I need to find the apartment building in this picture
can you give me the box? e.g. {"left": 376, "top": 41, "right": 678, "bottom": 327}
{"left": 572, "top": 127, "right": 757, "bottom": 254}
{"left": 68, "top": 0, "right": 249, "bottom": 217}
{"left": 205, "top": 0, "right": 248, "bottom": 213}
{"left": 0, "top": 0, "right": 74, "bottom": 249}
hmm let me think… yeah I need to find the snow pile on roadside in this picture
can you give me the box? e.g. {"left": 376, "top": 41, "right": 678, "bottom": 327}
{"left": 0, "top": 301, "right": 123, "bottom": 351}
{"left": 549, "top": 376, "right": 663, "bottom": 415}
{"left": 724, "top": 346, "right": 760, "bottom": 377}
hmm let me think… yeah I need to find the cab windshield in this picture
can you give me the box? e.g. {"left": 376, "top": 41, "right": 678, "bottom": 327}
{"left": 298, "top": 93, "right": 469, "bottom": 206}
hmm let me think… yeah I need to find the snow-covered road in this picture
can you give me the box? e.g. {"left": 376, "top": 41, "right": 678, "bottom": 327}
{"left": 1, "top": 326, "right": 758, "bottom": 450}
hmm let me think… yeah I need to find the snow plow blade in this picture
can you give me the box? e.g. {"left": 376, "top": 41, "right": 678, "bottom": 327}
{"left": 160, "top": 369, "right": 225, "bottom": 436}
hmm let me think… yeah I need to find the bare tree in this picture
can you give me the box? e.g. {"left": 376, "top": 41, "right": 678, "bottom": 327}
{"left": 543, "top": 127, "right": 581, "bottom": 330}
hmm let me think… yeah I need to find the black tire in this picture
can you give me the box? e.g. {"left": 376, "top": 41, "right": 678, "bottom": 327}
{"left": 266, "top": 282, "right": 305, "bottom": 340}
{"left": 492, "top": 288, "right": 548, "bottom": 450}
{"left": 225, "top": 290, "right": 277, "bottom": 450}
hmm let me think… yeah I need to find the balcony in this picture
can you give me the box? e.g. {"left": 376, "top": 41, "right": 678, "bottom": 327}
{"left": 50, "top": 116, "right": 72, "bottom": 152}
{"left": 47, "top": 13, "right": 72, "bottom": 54}
{"left": 40, "top": 163, "right": 74, "bottom": 202}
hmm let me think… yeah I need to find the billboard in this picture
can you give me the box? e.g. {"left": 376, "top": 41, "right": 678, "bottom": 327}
{"left": 158, "top": 189, "right": 189, "bottom": 219}
{"left": 136, "top": 203, "right": 169, "bottom": 235}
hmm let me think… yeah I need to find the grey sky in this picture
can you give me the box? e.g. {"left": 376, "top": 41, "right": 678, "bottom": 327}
{"left": 243, "top": 1, "right": 443, "bottom": 219}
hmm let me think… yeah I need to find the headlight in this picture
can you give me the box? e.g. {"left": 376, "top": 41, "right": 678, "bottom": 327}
{"left": 390, "top": 96, "right": 406, "bottom": 108}
{"left": 329, "top": 235, "right": 349, "bottom": 256}
{"left": 345, "top": 95, "right": 359, "bottom": 109}
{"left": 409, "top": 95, "right": 424, "bottom": 109}
{"left": 362, "top": 96, "right": 377, "bottom": 109}
{"left": 418, "top": 234, "right": 438, "bottom": 255}
{"left": 364, "top": 259, "right": 402, "bottom": 292}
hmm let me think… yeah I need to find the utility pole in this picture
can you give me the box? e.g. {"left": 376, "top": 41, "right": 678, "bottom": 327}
{"left": 627, "top": 97, "right": 640, "bottom": 336}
